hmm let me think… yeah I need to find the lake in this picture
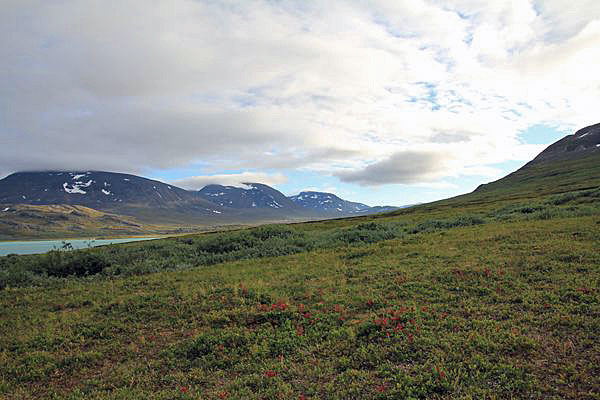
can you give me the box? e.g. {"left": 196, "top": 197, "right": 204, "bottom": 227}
{"left": 0, "top": 237, "right": 159, "bottom": 256}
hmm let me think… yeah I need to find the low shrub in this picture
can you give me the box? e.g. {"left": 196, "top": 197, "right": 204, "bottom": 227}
{"left": 42, "top": 252, "right": 111, "bottom": 278}
{"left": 410, "top": 216, "right": 485, "bottom": 234}
{"left": 334, "top": 222, "right": 398, "bottom": 244}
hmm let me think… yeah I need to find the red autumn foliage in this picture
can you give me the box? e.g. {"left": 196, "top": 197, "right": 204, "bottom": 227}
{"left": 375, "top": 384, "right": 387, "bottom": 393}
{"left": 271, "top": 301, "right": 288, "bottom": 311}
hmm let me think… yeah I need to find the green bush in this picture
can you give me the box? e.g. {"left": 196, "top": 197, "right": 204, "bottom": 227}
{"left": 410, "top": 216, "right": 485, "bottom": 234}
{"left": 548, "top": 192, "right": 578, "bottom": 205}
{"left": 335, "top": 222, "right": 398, "bottom": 244}
{"left": 42, "top": 252, "right": 111, "bottom": 278}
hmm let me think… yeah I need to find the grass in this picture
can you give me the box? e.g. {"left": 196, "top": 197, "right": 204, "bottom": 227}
{"left": 1, "top": 156, "right": 600, "bottom": 399}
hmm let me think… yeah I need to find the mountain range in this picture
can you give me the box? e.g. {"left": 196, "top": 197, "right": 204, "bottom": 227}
{"left": 0, "top": 171, "right": 399, "bottom": 228}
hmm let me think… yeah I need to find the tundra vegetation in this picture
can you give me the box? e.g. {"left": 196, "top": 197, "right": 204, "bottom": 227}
{"left": 1, "top": 186, "right": 599, "bottom": 399}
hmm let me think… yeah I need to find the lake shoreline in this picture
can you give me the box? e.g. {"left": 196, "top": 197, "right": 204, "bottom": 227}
{"left": 0, "top": 236, "right": 165, "bottom": 256}
{"left": 0, "top": 234, "right": 169, "bottom": 244}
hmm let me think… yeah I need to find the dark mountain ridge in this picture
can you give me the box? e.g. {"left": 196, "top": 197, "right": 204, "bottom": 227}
{"left": 0, "top": 171, "right": 196, "bottom": 206}
{"left": 527, "top": 122, "right": 600, "bottom": 165}
{"left": 0, "top": 171, "right": 397, "bottom": 225}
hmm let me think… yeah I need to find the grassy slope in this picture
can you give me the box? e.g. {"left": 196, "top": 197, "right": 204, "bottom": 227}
{"left": 1, "top": 154, "right": 599, "bottom": 399}
{"left": 0, "top": 204, "right": 158, "bottom": 240}
{"left": 0, "top": 204, "right": 235, "bottom": 240}
{"left": 432, "top": 152, "right": 600, "bottom": 207}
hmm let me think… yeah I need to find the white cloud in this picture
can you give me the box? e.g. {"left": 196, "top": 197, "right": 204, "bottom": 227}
{"left": 0, "top": 0, "right": 598, "bottom": 184}
{"left": 172, "top": 172, "right": 288, "bottom": 190}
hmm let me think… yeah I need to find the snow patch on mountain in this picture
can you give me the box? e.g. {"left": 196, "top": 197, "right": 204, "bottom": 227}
{"left": 63, "top": 180, "right": 93, "bottom": 194}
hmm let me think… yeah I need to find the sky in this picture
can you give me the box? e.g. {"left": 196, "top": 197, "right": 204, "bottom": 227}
{"left": 1, "top": 0, "right": 599, "bottom": 206}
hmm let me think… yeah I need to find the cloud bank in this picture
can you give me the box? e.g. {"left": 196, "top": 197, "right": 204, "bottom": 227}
{"left": 1, "top": 0, "right": 599, "bottom": 184}
{"left": 336, "top": 151, "right": 450, "bottom": 185}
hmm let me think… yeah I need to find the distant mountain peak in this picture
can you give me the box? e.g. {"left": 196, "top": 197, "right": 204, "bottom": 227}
{"left": 289, "top": 190, "right": 375, "bottom": 214}
{"left": 198, "top": 182, "right": 296, "bottom": 210}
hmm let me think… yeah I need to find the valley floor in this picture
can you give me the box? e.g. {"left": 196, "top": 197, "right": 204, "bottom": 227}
{"left": 1, "top": 206, "right": 599, "bottom": 399}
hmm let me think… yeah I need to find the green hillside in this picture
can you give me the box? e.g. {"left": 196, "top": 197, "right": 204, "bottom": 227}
{"left": 1, "top": 143, "right": 599, "bottom": 399}
{"left": 448, "top": 152, "right": 600, "bottom": 204}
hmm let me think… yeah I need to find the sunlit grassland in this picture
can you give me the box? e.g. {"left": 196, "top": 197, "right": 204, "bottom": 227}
{"left": 1, "top": 186, "right": 599, "bottom": 399}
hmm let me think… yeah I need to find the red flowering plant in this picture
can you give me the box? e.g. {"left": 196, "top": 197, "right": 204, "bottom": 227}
{"left": 356, "top": 303, "right": 439, "bottom": 343}
{"left": 264, "top": 370, "right": 278, "bottom": 378}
